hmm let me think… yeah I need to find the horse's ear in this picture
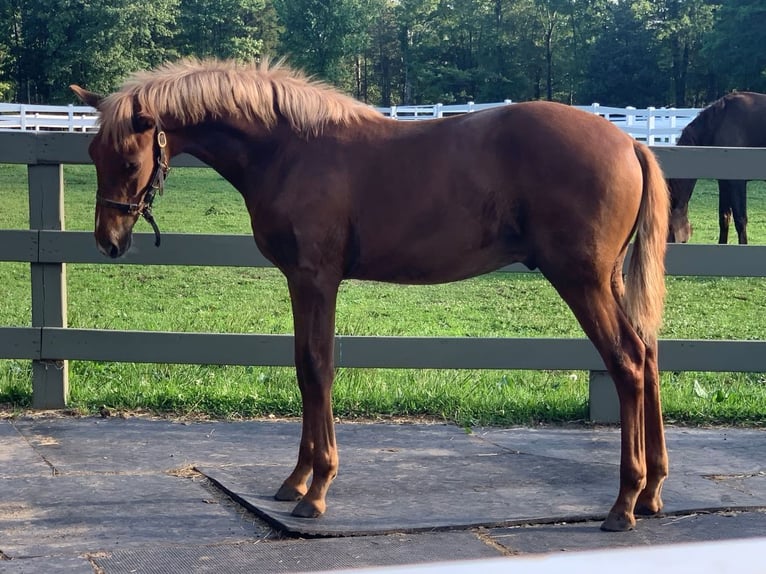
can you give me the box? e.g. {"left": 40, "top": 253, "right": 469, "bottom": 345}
{"left": 70, "top": 85, "right": 103, "bottom": 109}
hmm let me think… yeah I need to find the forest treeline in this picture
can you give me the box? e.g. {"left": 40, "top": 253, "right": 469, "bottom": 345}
{"left": 0, "top": 0, "right": 763, "bottom": 107}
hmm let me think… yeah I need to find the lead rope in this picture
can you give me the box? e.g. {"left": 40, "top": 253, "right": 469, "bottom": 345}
{"left": 142, "top": 200, "right": 162, "bottom": 247}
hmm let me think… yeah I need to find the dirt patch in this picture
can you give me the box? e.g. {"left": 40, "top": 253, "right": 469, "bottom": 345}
{"left": 166, "top": 464, "right": 202, "bottom": 479}
{"left": 0, "top": 502, "right": 37, "bottom": 520}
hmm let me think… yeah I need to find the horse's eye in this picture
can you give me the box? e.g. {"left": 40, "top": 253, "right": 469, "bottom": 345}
{"left": 123, "top": 160, "right": 139, "bottom": 172}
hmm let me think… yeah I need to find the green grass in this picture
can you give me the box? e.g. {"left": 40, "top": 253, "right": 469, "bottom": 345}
{"left": 1, "top": 164, "right": 765, "bottom": 426}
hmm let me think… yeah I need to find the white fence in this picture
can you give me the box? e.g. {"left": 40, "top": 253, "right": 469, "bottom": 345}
{"left": 378, "top": 101, "right": 700, "bottom": 145}
{"left": 0, "top": 103, "right": 98, "bottom": 132}
{"left": 0, "top": 100, "right": 700, "bottom": 145}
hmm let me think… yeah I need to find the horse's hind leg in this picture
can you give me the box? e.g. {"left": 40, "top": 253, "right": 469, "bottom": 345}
{"left": 718, "top": 182, "right": 733, "bottom": 244}
{"left": 275, "top": 271, "right": 341, "bottom": 518}
{"left": 550, "top": 275, "right": 648, "bottom": 531}
{"left": 635, "top": 341, "right": 668, "bottom": 515}
{"left": 727, "top": 180, "right": 748, "bottom": 245}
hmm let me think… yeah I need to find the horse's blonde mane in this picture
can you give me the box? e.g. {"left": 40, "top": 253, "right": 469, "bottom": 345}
{"left": 98, "top": 58, "right": 383, "bottom": 147}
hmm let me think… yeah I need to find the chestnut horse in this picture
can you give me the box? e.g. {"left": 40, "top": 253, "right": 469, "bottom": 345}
{"left": 668, "top": 91, "right": 766, "bottom": 244}
{"left": 72, "top": 58, "right": 669, "bottom": 532}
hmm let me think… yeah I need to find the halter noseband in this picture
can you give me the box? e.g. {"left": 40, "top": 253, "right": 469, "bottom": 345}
{"left": 96, "top": 130, "right": 170, "bottom": 247}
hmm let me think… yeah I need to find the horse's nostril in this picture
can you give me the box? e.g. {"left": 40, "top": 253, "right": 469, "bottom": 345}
{"left": 108, "top": 243, "right": 121, "bottom": 258}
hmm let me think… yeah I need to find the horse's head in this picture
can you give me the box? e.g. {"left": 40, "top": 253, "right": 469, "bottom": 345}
{"left": 71, "top": 85, "right": 169, "bottom": 258}
{"left": 667, "top": 178, "right": 694, "bottom": 243}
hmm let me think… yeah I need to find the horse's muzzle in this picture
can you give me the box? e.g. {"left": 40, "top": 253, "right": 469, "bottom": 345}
{"left": 95, "top": 232, "right": 132, "bottom": 259}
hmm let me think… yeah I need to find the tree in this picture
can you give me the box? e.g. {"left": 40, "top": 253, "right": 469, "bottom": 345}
{"left": 176, "top": 0, "right": 280, "bottom": 61}
{"left": 0, "top": 0, "right": 178, "bottom": 102}
{"left": 582, "top": 1, "right": 668, "bottom": 106}
{"left": 632, "top": 0, "right": 717, "bottom": 106}
{"left": 703, "top": 0, "right": 766, "bottom": 96}
{"left": 0, "top": 0, "right": 761, "bottom": 108}
{"left": 273, "top": 0, "right": 378, "bottom": 91}
{"left": 367, "top": 1, "right": 402, "bottom": 105}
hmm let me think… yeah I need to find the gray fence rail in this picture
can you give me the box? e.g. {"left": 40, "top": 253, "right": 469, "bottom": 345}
{"left": 1, "top": 132, "right": 766, "bottom": 422}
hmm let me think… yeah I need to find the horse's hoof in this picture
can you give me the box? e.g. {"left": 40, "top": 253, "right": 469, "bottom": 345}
{"left": 291, "top": 498, "right": 324, "bottom": 518}
{"left": 600, "top": 511, "right": 635, "bottom": 532}
{"left": 275, "top": 483, "right": 305, "bottom": 501}
{"left": 635, "top": 499, "right": 663, "bottom": 516}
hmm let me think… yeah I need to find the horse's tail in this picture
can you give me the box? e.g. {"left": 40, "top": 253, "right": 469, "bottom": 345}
{"left": 624, "top": 142, "right": 670, "bottom": 345}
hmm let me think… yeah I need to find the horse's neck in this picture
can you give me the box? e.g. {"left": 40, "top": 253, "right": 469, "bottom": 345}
{"left": 172, "top": 121, "right": 275, "bottom": 189}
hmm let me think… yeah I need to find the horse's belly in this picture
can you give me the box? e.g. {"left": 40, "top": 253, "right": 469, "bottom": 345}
{"left": 347, "top": 202, "right": 531, "bottom": 284}
{"left": 347, "top": 240, "right": 528, "bottom": 285}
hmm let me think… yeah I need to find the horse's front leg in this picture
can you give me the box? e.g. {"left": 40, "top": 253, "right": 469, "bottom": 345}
{"left": 275, "top": 271, "right": 340, "bottom": 518}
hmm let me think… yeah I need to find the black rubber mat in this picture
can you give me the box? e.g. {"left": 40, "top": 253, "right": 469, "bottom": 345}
{"left": 93, "top": 531, "right": 502, "bottom": 573}
{"left": 477, "top": 426, "right": 766, "bottom": 477}
{"left": 198, "top": 445, "right": 621, "bottom": 536}
{"left": 198, "top": 424, "right": 766, "bottom": 536}
{"left": 478, "top": 426, "right": 766, "bottom": 514}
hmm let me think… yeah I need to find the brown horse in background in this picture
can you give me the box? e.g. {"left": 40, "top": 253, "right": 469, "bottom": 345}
{"left": 72, "top": 58, "right": 669, "bottom": 532}
{"left": 668, "top": 91, "right": 766, "bottom": 244}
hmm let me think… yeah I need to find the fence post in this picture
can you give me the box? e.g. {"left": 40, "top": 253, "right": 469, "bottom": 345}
{"left": 588, "top": 370, "right": 619, "bottom": 423}
{"left": 626, "top": 106, "right": 636, "bottom": 127}
{"left": 28, "top": 163, "right": 69, "bottom": 408}
{"left": 67, "top": 104, "right": 74, "bottom": 133}
{"left": 669, "top": 108, "right": 678, "bottom": 145}
{"left": 647, "top": 107, "right": 656, "bottom": 146}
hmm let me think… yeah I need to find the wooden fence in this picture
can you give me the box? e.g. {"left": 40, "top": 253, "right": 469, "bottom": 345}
{"left": 1, "top": 132, "right": 766, "bottom": 422}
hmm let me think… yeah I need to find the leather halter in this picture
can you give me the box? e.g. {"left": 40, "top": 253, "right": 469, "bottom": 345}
{"left": 96, "top": 130, "right": 170, "bottom": 247}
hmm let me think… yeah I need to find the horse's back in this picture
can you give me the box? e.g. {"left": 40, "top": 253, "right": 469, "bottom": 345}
{"left": 708, "top": 92, "right": 766, "bottom": 146}
{"left": 343, "top": 102, "right": 645, "bottom": 284}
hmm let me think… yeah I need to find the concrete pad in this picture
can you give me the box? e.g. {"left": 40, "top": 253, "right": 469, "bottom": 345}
{"left": 9, "top": 417, "right": 300, "bottom": 475}
{"left": 489, "top": 509, "right": 766, "bottom": 554}
{"left": 19, "top": 419, "right": 761, "bottom": 521}
{"left": 0, "top": 420, "right": 52, "bottom": 478}
{"left": 0, "top": 554, "right": 94, "bottom": 573}
{"left": 93, "top": 531, "right": 502, "bottom": 573}
{"left": 5, "top": 417, "right": 765, "bottom": 564}
{"left": 0, "top": 474, "right": 267, "bottom": 557}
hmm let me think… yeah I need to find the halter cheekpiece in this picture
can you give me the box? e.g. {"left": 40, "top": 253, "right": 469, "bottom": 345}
{"left": 96, "top": 129, "right": 170, "bottom": 247}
